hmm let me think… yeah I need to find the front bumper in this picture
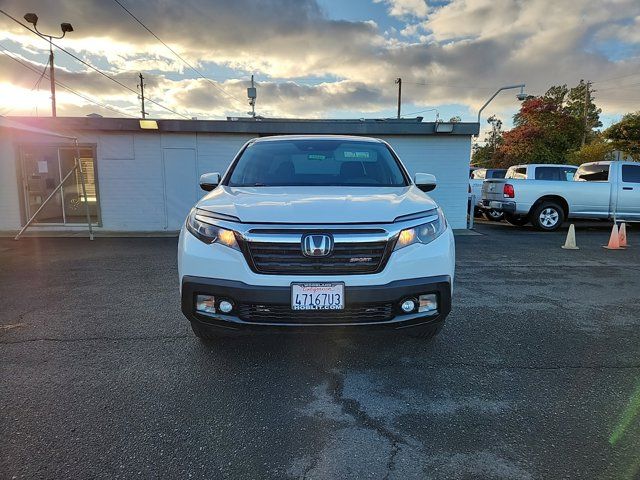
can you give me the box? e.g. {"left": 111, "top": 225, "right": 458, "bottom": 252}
{"left": 181, "top": 275, "right": 451, "bottom": 333}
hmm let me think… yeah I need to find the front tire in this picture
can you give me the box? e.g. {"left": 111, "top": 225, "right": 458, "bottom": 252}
{"left": 504, "top": 214, "right": 529, "bottom": 227}
{"left": 405, "top": 321, "right": 444, "bottom": 340}
{"left": 484, "top": 209, "right": 504, "bottom": 222}
{"left": 531, "top": 202, "right": 565, "bottom": 231}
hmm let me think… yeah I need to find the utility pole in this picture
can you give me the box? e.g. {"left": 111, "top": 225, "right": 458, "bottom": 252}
{"left": 395, "top": 78, "right": 402, "bottom": 119}
{"left": 22, "top": 13, "right": 73, "bottom": 118}
{"left": 48, "top": 40, "right": 56, "bottom": 117}
{"left": 247, "top": 75, "right": 257, "bottom": 119}
{"left": 138, "top": 73, "right": 147, "bottom": 119}
{"left": 582, "top": 81, "right": 591, "bottom": 146}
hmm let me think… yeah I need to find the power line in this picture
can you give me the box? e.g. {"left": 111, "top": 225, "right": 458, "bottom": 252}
{"left": 593, "top": 82, "right": 640, "bottom": 92}
{"left": 110, "top": 0, "right": 245, "bottom": 108}
{"left": 407, "top": 81, "right": 496, "bottom": 90}
{"left": 592, "top": 71, "right": 640, "bottom": 85}
{"left": 0, "top": 8, "right": 190, "bottom": 119}
{"left": 0, "top": 45, "right": 137, "bottom": 118}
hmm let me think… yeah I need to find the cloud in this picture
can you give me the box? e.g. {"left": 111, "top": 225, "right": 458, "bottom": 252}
{"left": 374, "top": 0, "right": 429, "bottom": 19}
{"left": 0, "top": 0, "right": 639, "bottom": 121}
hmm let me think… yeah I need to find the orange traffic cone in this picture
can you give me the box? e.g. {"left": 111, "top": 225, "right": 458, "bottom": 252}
{"left": 619, "top": 222, "right": 628, "bottom": 248}
{"left": 603, "top": 223, "right": 623, "bottom": 250}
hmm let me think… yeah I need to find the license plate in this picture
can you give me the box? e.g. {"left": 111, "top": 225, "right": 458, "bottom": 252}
{"left": 291, "top": 283, "right": 344, "bottom": 310}
{"left": 490, "top": 201, "right": 503, "bottom": 209}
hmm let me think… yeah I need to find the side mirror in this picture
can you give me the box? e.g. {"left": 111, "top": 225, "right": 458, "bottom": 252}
{"left": 414, "top": 173, "right": 437, "bottom": 192}
{"left": 199, "top": 172, "right": 221, "bottom": 191}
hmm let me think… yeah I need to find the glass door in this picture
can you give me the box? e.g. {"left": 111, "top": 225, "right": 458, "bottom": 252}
{"left": 60, "top": 147, "right": 99, "bottom": 224}
{"left": 20, "top": 145, "right": 100, "bottom": 225}
{"left": 21, "top": 145, "right": 65, "bottom": 223}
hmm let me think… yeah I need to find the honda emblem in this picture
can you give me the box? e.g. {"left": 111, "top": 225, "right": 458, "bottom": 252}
{"left": 301, "top": 234, "right": 333, "bottom": 257}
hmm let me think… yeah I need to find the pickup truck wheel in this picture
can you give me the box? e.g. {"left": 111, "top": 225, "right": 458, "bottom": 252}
{"left": 531, "top": 202, "right": 565, "bottom": 231}
{"left": 484, "top": 209, "right": 504, "bottom": 222}
{"left": 504, "top": 214, "right": 529, "bottom": 226}
{"left": 406, "top": 322, "right": 444, "bottom": 340}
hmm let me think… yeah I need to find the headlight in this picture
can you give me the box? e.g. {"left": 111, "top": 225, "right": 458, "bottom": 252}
{"left": 186, "top": 209, "right": 240, "bottom": 250}
{"left": 394, "top": 208, "right": 447, "bottom": 251}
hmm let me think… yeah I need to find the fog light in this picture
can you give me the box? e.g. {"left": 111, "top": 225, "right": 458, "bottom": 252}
{"left": 401, "top": 299, "right": 416, "bottom": 313}
{"left": 218, "top": 300, "right": 233, "bottom": 313}
{"left": 196, "top": 295, "right": 216, "bottom": 314}
{"left": 419, "top": 294, "right": 438, "bottom": 313}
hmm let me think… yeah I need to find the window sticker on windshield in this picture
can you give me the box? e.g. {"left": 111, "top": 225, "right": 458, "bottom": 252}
{"left": 307, "top": 154, "right": 326, "bottom": 160}
{"left": 344, "top": 151, "right": 370, "bottom": 159}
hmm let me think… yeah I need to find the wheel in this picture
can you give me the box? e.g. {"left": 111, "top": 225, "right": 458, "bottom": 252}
{"left": 405, "top": 322, "right": 444, "bottom": 340}
{"left": 504, "top": 214, "right": 530, "bottom": 227}
{"left": 483, "top": 209, "right": 504, "bottom": 222}
{"left": 531, "top": 202, "right": 565, "bottom": 231}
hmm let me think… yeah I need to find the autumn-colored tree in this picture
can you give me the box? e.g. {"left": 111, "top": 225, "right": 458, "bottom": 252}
{"left": 604, "top": 111, "right": 640, "bottom": 159}
{"left": 495, "top": 97, "right": 583, "bottom": 167}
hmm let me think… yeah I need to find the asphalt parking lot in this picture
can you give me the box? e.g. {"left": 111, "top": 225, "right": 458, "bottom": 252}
{"left": 1, "top": 221, "right": 640, "bottom": 479}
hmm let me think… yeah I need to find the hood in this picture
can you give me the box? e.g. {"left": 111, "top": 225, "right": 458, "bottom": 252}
{"left": 196, "top": 186, "right": 438, "bottom": 224}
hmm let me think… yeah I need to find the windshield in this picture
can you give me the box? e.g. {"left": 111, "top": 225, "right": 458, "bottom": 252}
{"left": 227, "top": 139, "right": 408, "bottom": 187}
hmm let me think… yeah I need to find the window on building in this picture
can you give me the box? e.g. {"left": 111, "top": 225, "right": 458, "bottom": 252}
{"left": 574, "top": 163, "right": 610, "bottom": 182}
{"left": 19, "top": 145, "right": 100, "bottom": 225}
{"left": 622, "top": 165, "right": 640, "bottom": 183}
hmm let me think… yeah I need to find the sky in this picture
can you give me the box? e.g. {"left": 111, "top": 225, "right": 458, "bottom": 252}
{"left": 0, "top": 0, "right": 639, "bottom": 136}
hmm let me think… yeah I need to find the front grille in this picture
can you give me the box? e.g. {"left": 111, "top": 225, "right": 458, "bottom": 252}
{"left": 244, "top": 240, "right": 391, "bottom": 275}
{"left": 237, "top": 303, "right": 395, "bottom": 324}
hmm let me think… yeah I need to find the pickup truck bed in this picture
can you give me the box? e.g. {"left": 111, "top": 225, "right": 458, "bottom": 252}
{"left": 482, "top": 161, "right": 640, "bottom": 231}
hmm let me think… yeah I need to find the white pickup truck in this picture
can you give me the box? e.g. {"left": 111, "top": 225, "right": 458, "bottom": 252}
{"left": 504, "top": 164, "right": 577, "bottom": 181}
{"left": 482, "top": 161, "right": 640, "bottom": 231}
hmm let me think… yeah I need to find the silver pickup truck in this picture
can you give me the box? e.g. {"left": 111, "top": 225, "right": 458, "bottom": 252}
{"left": 482, "top": 161, "right": 640, "bottom": 231}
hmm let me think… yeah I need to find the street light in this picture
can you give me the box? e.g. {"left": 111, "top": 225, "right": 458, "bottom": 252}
{"left": 477, "top": 84, "right": 527, "bottom": 127}
{"left": 23, "top": 12, "right": 74, "bottom": 117}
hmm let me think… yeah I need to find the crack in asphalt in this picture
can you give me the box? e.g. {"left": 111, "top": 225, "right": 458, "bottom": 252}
{"left": 326, "top": 370, "right": 406, "bottom": 479}
{"left": 4, "top": 335, "right": 640, "bottom": 374}
{"left": 383, "top": 440, "right": 400, "bottom": 480}
{"left": 0, "top": 334, "right": 191, "bottom": 344}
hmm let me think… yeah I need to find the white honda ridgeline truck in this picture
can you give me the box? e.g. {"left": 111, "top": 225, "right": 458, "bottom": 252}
{"left": 178, "top": 135, "right": 455, "bottom": 340}
{"left": 481, "top": 160, "right": 640, "bottom": 231}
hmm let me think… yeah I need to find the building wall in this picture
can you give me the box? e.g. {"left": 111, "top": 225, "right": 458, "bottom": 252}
{"left": 0, "top": 130, "right": 471, "bottom": 232}
{"left": 0, "top": 136, "right": 21, "bottom": 230}
{"left": 380, "top": 135, "right": 471, "bottom": 229}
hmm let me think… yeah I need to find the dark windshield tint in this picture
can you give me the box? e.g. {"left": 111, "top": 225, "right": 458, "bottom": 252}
{"left": 227, "top": 140, "right": 408, "bottom": 187}
{"left": 534, "top": 166, "right": 577, "bottom": 181}
{"left": 622, "top": 165, "right": 640, "bottom": 183}
{"left": 487, "top": 169, "right": 506, "bottom": 179}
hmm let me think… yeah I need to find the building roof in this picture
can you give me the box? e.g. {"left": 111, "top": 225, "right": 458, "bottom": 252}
{"left": 5, "top": 116, "right": 480, "bottom": 136}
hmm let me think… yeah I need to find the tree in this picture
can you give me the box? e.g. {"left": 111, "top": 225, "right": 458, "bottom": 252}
{"left": 566, "top": 80, "right": 602, "bottom": 144}
{"left": 471, "top": 115, "right": 503, "bottom": 167}
{"left": 496, "top": 96, "right": 583, "bottom": 166}
{"left": 566, "top": 135, "right": 615, "bottom": 165}
{"left": 604, "top": 112, "right": 640, "bottom": 159}
{"left": 543, "top": 84, "right": 569, "bottom": 108}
